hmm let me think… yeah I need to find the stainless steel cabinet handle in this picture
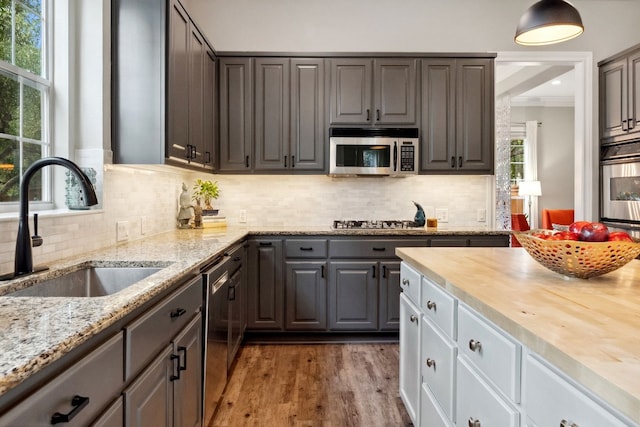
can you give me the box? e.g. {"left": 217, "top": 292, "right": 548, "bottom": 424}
{"left": 469, "top": 339, "right": 482, "bottom": 352}
{"left": 426, "top": 358, "right": 436, "bottom": 368}
{"left": 402, "top": 278, "right": 410, "bottom": 286}
{"left": 468, "top": 417, "right": 481, "bottom": 427}
{"left": 560, "top": 420, "right": 579, "bottom": 427}
{"left": 410, "top": 315, "right": 417, "bottom": 323}
{"left": 426, "top": 300, "right": 436, "bottom": 310}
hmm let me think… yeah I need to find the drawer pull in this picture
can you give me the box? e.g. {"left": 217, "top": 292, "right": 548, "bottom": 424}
{"left": 425, "top": 358, "right": 436, "bottom": 368}
{"left": 410, "top": 314, "right": 417, "bottom": 323}
{"left": 233, "top": 256, "right": 241, "bottom": 262}
{"left": 560, "top": 421, "right": 579, "bottom": 427}
{"left": 170, "top": 308, "right": 187, "bottom": 318}
{"left": 426, "top": 300, "right": 436, "bottom": 310}
{"left": 468, "top": 417, "right": 481, "bottom": 427}
{"left": 299, "top": 247, "right": 314, "bottom": 251}
{"left": 402, "top": 278, "right": 410, "bottom": 286}
{"left": 259, "top": 242, "right": 273, "bottom": 246}
{"left": 51, "top": 395, "right": 90, "bottom": 424}
{"left": 469, "top": 339, "right": 482, "bottom": 352}
{"left": 372, "top": 247, "right": 386, "bottom": 251}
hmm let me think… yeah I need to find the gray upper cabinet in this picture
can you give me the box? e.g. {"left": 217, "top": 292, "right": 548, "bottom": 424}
{"left": 219, "top": 57, "right": 253, "bottom": 172}
{"left": 113, "top": 0, "right": 215, "bottom": 171}
{"left": 329, "top": 58, "right": 417, "bottom": 125}
{"left": 599, "top": 45, "right": 640, "bottom": 144}
{"left": 420, "top": 58, "right": 494, "bottom": 174}
{"left": 254, "top": 58, "right": 290, "bottom": 171}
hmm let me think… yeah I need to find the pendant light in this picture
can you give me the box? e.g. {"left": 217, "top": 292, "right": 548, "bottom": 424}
{"left": 515, "top": 0, "right": 584, "bottom": 46}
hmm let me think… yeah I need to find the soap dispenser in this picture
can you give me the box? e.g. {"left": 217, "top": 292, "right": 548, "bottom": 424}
{"left": 413, "top": 201, "right": 426, "bottom": 227}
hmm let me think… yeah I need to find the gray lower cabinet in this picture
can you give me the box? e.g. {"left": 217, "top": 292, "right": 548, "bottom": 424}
{"left": 0, "top": 332, "right": 125, "bottom": 426}
{"left": 328, "top": 261, "right": 378, "bottom": 330}
{"left": 124, "top": 313, "right": 202, "bottom": 427}
{"left": 92, "top": 397, "right": 124, "bottom": 427}
{"left": 420, "top": 58, "right": 494, "bottom": 173}
{"left": 379, "top": 260, "right": 401, "bottom": 330}
{"left": 247, "top": 238, "right": 284, "bottom": 330}
{"left": 285, "top": 261, "right": 327, "bottom": 330}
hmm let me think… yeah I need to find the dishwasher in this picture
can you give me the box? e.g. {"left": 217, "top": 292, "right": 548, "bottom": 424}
{"left": 202, "top": 254, "right": 231, "bottom": 426}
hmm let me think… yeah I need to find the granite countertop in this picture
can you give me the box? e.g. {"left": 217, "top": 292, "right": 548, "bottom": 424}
{"left": 396, "top": 247, "right": 640, "bottom": 424}
{"left": 0, "top": 225, "right": 505, "bottom": 400}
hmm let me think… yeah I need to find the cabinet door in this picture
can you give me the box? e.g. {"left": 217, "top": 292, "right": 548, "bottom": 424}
{"left": 255, "top": 58, "right": 290, "bottom": 170}
{"left": 600, "top": 57, "right": 628, "bottom": 141}
{"left": 421, "top": 316, "right": 456, "bottom": 420}
{"left": 285, "top": 261, "right": 327, "bottom": 330}
{"left": 201, "top": 50, "right": 216, "bottom": 170}
{"left": 420, "top": 59, "right": 456, "bottom": 171}
{"left": 229, "top": 268, "right": 244, "bottom": 366}
{"left": 173, "top": 315, "right": 203, "bottom": 427}
{"left": 247, "top": 239, "right": 284, "bottom": 330}
{"left": 374, "top": 59, "right": 417, "bottom": 124}
{"left": 456, "top": 357, "right": 520, "bottom": 427}
{"left": 629, "top": 50, "right": 640, "bottom": 138}
{"left": 399, "top": 293, "right": 421, "bottom": 425}
{"left": 124, "top": 346, "right": 174, "bottom": 427}
{"left": 91, "top": 397, "right": 124, "bottom": 427}
{"left": 187, "top": 26, "right": 206, "bottom": 167}
{"left": 329, "top": 58, "right": 373, "bottom": 124}
{"left": 328, "top": 261, "right": 378, "bottom": 330}
{"left": 456, "top": 58, "right": 493, "bottom": 173}
{"left": 219, "top": 57, "right": 253, "bottom": 171}
{"left": 291, "top": 58, "right": 326, "bottom": 171}
{"left": 379, "top": 260, "right": 401, "bottom": 330}
{"left": 167, "top": 0, "right": 190, "bottom": 161}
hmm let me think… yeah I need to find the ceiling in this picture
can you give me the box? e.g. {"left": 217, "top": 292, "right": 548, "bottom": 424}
{"left": 495, "top": 64, "right": 575, "bottom": 108}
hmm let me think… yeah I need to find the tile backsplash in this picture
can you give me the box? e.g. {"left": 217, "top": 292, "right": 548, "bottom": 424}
{"left": 0, "top": 165, "right": 492, "bottom": 275}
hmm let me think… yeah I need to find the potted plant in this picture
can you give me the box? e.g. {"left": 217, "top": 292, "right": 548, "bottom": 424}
{"left": 192, "top": 179, "right": 220, "bottom": 215}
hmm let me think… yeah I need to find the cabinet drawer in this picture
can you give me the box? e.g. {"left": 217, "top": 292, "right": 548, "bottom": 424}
{"left": 456, "top": 357, "right": 520, "bottom": 427}
{"left": 457, "top": 304, "right": 521, "bottom": 402}
{"left": 329, "top": 239, "right": 427, "bottom": 258}
{"left": 421, "top": 383, "right": 454, "bottom": 427}
{"left": 421, "top": 316, "right": 456, "bottom": 420}
{"left": 227, "top": 242, "right": 245, "bottom": 272}
{"left": 0, "top": 332, "right": 124, "bottom": 427}
{"left": 125, "top": 277, "right": 202, "bottom": 381}
{"left": 285, "top": 239, "right": 328, "bottom": 258}
{"left": 524, "top": 353, "right": 629, "bottom": 427}
{"left": 421, "top": 276, "right": 456, "bottom": 339}
{"left": 400, "top": 262, "right": 421, "bottom": 305}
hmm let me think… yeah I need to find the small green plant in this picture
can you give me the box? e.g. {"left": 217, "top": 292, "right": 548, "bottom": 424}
{"left": 192, "top": 179, "right": 219, "bottom": 210}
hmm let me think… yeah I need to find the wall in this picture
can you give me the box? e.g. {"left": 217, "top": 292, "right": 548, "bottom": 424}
{"left": 511, "top": 107, "right": 576, "bottom": 219}
{"left": 0, "top": 168, "right": 491, "bottom": 276}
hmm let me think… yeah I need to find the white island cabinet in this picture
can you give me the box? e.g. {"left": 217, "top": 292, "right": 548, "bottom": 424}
{"left": 397, "top": 247, "right": 640, "bottom": 427}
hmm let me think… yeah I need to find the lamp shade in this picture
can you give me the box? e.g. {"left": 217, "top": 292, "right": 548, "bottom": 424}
{"left": 518, "top": 180, "right": 542, "bottom": 197}
{"left": 515, "top": 0, "right": 584, "bottom": 46}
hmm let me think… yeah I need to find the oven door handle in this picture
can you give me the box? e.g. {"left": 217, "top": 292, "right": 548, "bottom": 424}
{"left": 393, "top": 141, "right": 398, "bottom": 172}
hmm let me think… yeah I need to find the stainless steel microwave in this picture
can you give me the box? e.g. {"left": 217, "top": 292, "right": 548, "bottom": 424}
{"left": 329, "top": 128, "right": 419, "bottom": 176}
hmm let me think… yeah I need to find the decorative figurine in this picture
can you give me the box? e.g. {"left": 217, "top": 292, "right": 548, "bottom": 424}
{"left": 177, "top": 182, "right": 193, "bottom": 229}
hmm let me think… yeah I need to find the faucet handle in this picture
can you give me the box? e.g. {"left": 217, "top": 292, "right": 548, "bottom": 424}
{"left": 32, "top": 213, "right": 43, "bottom": 247}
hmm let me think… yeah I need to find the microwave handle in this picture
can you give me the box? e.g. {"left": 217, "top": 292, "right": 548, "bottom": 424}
{"left": 393, "top": 141, "right": 398, "bottom": 172}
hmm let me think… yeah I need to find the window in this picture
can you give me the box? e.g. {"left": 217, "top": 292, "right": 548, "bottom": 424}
{"left": 510, "top": 137, "right": 524, "bottom": 186}
{"left": 0, "top": 0, "right": 49, "bottom": 204}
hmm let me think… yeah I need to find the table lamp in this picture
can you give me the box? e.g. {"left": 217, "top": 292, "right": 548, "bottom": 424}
{"left": 518, "top": 181, "right": 542, "bottom": 227}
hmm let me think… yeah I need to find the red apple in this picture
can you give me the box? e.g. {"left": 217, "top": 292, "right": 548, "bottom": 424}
{"left": 608, "top": 231, "right": 633, "bottom": 242}
{"left": 569, "top": 221, "right": 591, "bottom": 234}
{"left": 557, "top": 231, "right": 580, "bottom": 241}
{"left": 579, "top": 222, "right": 610, "bottom": 242}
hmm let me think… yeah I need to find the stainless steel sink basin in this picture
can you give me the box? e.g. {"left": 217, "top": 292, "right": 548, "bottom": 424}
{"left": 7, "top": 266, "right": 164, "bottom": 297}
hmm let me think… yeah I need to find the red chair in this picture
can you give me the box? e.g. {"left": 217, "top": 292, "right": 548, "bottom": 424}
{"left": 511, "top": 213, "right": 529, "bottom": 247}
{"left": 541, "top": 209, "right": 574, "bottom": 230}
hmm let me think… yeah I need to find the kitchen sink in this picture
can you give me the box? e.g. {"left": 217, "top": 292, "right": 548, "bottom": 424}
{"left": 6, "top": 266, "right": 164, "bottom": 298}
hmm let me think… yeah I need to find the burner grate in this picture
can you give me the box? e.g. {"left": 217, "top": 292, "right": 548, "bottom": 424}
{"left": 332, "top": 220, "right": 422, "bottom": 229}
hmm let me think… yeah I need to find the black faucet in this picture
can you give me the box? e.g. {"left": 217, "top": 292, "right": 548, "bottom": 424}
{"left": 10, "top": 157, "right": 99, "bottom": 278}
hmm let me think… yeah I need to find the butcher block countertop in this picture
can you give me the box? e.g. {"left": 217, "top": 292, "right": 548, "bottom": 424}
{"left": 396, "top": 247, "right": 640, "bottom": 424}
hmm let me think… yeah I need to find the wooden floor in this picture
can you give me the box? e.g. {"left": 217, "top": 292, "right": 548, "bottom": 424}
{"left": 210, "top": 343, "right": 413, "bottom": 427}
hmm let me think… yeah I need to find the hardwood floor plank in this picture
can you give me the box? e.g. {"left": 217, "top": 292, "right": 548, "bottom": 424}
{"left": 210, "top": 343, "right": 412, "bottom": 427}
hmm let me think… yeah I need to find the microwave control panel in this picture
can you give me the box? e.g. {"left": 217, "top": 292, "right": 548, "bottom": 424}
{"left": 400, "top": 143, "right": 416, "bottom": 171}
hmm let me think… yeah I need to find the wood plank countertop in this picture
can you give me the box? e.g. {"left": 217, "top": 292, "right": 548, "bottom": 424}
{"left": 395, "top": 247, "right": 640, "bottom": 425}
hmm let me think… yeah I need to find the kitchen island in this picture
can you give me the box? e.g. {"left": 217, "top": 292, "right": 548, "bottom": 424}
{"left": 0, "top": 226, "right": 507, "bottom": 408}
{"left": 396, "top": 246, "right": 640, "bottom": 425}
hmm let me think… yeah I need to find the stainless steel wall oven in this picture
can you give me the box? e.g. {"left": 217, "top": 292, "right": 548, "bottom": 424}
{"left": 600, "top": 142, "right": 640, "bottom": 235}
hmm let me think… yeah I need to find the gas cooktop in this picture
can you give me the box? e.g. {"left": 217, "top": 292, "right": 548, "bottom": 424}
{"left": 332, "top": 220, "right": 423, "bottom": 230}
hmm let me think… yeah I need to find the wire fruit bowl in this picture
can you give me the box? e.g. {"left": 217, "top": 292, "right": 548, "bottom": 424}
{"left": 513, "top": 230, "right": 640, "bottom": 279}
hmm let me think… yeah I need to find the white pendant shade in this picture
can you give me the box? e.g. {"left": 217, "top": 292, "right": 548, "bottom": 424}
{"left": 515, "top": 0, "right": 584, "bottom": 46}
